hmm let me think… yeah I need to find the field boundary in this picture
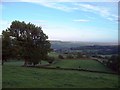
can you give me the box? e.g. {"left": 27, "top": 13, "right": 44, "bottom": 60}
{"left": 23, "top": 65, "right": 118, "bottom": 75}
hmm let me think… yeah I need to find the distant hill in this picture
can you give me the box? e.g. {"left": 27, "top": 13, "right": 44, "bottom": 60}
{"left": 50, "top": 40, "right": 118, "bottom": 49}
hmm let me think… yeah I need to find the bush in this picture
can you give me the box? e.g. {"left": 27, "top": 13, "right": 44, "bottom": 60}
{"left": 107, "top": 55, "right": 119, "bottom": 72}
{"left": 58, "top": 55, "right": 64, "bottom": 59}
{"left": 46, "top": 56, "right": 55, "bottom": 64}
{"left": 76, "top": 52, "right": 83, "bottom": 58}
{"left": 66, "top": 54, "right": 74, "bottom": 59}
{"left": 56, "top": 66, "right": 60, "bottom": 68}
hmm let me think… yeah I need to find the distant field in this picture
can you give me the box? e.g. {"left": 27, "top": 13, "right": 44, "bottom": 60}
{"left": 48, "top": 52, "right": 59, "bottom": 59}
{"left": 2, "top": 61, "right": 119, "bottom": 88}
{"left": 50, "top": 59, "right": 113, "bottom": 72}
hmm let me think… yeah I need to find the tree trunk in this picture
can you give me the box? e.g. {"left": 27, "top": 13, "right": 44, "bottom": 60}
{"left": 40, "top": 60, "right": 41, "bottom": 64}
{"left": 24, "top": 59, "right": 28, "bottom": 66}
{"left": 2, "top": 60, "right": 4, "bottom": 65}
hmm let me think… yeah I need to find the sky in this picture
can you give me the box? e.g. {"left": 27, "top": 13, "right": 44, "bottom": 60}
{"left": 0, "top": 0, "right": 119, "bottom": 43}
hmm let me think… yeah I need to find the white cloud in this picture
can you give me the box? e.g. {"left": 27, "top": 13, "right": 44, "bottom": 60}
{"left": 26, "top": 1, "right": 78, "bottom": 12}
{"left": 74, "top": 3, "right": 118, "bottom": 22}
{"left": 73, "top": 19, "right": 90, "bottom": 22}
{"left": 1, "top": 0, "right": 118, "bottom": 22}
{"left": 20, "top": 1, "right": 118, "bottom": 22}
{"left": 75, "top": 3, "right": 109, "bottom": 16}
{"left": 19, "top": 1, "right": 118, "bottom": 22}
{"left": 36, "top": 2, "right": 74, "bottom": 12}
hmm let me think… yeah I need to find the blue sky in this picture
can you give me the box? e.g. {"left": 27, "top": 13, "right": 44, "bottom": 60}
{"left": 0, "top": 0, "right": 119, "bottom": 43}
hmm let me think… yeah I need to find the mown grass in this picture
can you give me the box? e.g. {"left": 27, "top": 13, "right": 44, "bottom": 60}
{"left": 2, "top": 61, "right": 119, "bottom": 88}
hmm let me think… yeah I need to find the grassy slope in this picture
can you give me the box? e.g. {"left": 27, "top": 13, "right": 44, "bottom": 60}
{"left": 50, "top": 59, "right": 112, "bottom": 72}
{"left": 2, "top": 61, "right": 119, "bottom": 88}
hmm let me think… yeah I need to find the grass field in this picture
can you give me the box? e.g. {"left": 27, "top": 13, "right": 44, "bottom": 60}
{"left": 50, "top": 59, "right": 113, "bottom": 72}
{"left": 2, "top": 60, "right": 119, "bottom": 88}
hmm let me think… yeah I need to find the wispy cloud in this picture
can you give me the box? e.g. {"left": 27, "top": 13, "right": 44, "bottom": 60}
{"left": 73, "top": 19, "right": 90, "bottom": 22}
{"left": 1, "top": 0, "right": 118, "bottom": 22}
{"left": 74, "top": 3, "right": 117, "bottom": 22}
{"left": 36, "top": 2, "right": 75, "bottom": 12}
{"left": 20, "top": 1, "right": 118, "bottom": 22}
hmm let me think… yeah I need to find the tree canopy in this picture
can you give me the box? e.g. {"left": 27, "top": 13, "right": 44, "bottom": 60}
{"left": 107, "top": 55, "right": 119, "bottom": 73}
{"left": 2, "top": 20, "right": 51, "bottom": 66}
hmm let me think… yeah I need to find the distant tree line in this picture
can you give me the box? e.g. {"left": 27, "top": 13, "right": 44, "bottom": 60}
{"left": 70, "top": 45, "right": 119, "bottom": 55}
{"left": 57, "top": 51, "right": 119, "bottom": 73}
{"left": 92, "top": 54, "right": 119, "bottom": 73}
{"left": 2, "top": 20, "right": 52, "bottom": 66}
{"left": 58, "top": 52, "right": 89, "bottom": 59}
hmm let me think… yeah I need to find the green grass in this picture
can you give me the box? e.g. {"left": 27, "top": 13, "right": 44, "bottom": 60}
{"left": 2, "top": 61, "right": 119, "bottom": 88}
{"left": 50, "top": 59, "right": 112, "bottom": 72}
{"left": 5, "top": 60, "right": 49, "bottom": 66}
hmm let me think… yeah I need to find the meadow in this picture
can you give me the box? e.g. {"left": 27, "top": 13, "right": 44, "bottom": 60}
{"left": 2, "top": 60, "right": 119, "bottom": 88}
{"left": 50, "top": 59, "right": 112, "bottom": 72}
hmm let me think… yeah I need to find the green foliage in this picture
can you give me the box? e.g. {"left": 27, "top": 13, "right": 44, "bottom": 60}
{"left": 66, "top": 54, "right": 74, "bottom": 59}
{"left": 107, "top": 55, "right": 119, "bottom": 72}
{"left": 2, "top": 20, "right": 51, "bottom": 66}
{"left": 76, "top": 52, "right": 83, "bottom": 58}
{"left": 58, "top": 55, "right": 64, "bottom": 59}
{"left": 45, "top": 56, "right": 55, "bottom": 64}
{"left": 2, "top": 30, "right": 11, "bottom": 62}
{"left": 2, "top": 30, "right": 18, "bottom": 64}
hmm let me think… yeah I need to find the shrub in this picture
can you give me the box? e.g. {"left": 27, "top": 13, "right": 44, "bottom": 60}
{"left": 76, "top": 52, "right": 83, "bottom": 58}
{"left": 56, "top": 66, "right": 60, "bottom": 68}
{"left": 107, "top": 55, "right": 119, "bottom": 73}
{"left": 58, "top": 55, "right": 64, "bottom": 59}
{"left": 46, "top": 56, "right": 55, "bottom": 64}
{"left": 66, "top": 54, "right": 74, "bottom": 59}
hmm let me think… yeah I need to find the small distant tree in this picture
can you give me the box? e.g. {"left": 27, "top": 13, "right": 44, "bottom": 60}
{"left": 45, "top": 56, "right": 55, "bottom": 64}
{"left": 66, "top": 54, "right": 74, "bottom": 59}
{"left": 76, "top": 52, "right": 83, "bottom": 58}
{"left": 58, "top": 55, "right": 64, "bottom": 59}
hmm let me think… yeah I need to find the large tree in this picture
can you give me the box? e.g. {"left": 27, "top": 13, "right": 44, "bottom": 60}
{"left": 2, "top": 30, "right": 11, "bottom": 65}
{"left": 2, "top": 20, "right": 51, "bottom": 66}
